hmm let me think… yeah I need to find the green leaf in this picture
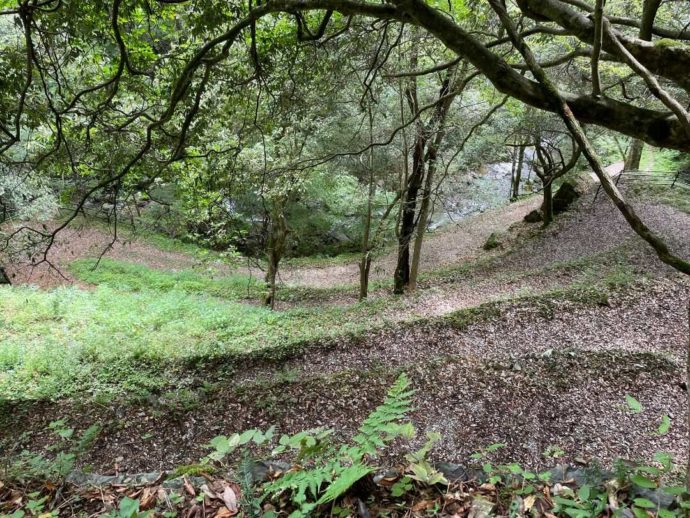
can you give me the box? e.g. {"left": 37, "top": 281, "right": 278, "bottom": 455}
{"left": 633, "top": 498, "right": 656, "bottom": 509}
{"left": 656, "top": 415, "right": 671, "bottom": 435}
{"left": 577, "top": 484, "right": 591, "bottom": 501}
{"left": 119, "top": 497, "right": 140, "bottom": 518}
{"left": 630, "top": 474, "right": 657, "bottom": 489}
{"left": 625, "top": 394, "right": 643, "bottom": 414}
{"left": 316, "top": 464, "right": 373, "bottom": 505}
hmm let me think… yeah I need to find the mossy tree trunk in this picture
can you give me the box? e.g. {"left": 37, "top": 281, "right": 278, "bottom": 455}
{"left": 625, "top": 139, "right": 644, "bottom": 171}
{"left": 264, "top": 205, "right": 288, "bottom": 310}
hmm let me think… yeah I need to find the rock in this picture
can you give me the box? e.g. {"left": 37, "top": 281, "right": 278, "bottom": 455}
{"left": 436, "top": 463, "right": 485, "bottom": 483}
{"left": 249, "top": 460, "right": 291, "bottom": 484}
{"left": 468, "top": 496, "right": 494, "bottom": 518}
{"left": 66, "top": 471, "right": 165, "bottom": 487}
{"left": 541, "top": 180, "right": 581, "bottom": 215}
{"left": 632, "top": 487, "right": 675, "bottom": 509}
{"left": 524, "top": 209, "right": 543, "bottom": 223}
{"left": 482, "top": 232, "right": 502, "bottom": 251}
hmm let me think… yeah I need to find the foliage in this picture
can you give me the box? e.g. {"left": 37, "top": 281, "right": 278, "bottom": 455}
{"left": 2, "top": 419, "right": 100, "bottom": 484}
{"left": 0, "top": 281, "right": 392, "bottom": 400}
{"left": 259, "top": 373, "right": 415, "bottom": 516}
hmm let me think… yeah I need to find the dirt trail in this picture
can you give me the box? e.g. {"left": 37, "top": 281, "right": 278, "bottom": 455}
{"left": 263, "top": 196, "right": 541, "bottom": 288}
{"left": 4, "top": 223, "right": 208, "bottom": 288}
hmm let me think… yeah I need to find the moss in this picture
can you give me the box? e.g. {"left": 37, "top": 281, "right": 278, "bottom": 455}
{"left": 482, "top": 232, "right": 502, "bottom": 251}
{"left": 169, "top": 464, "right": 216, "bottom": 478}
{"left": 443, "top": 304, "right": 503, "bottom": 330}
{"left": 654, "top": 38, "right": 688, "bottom": 49}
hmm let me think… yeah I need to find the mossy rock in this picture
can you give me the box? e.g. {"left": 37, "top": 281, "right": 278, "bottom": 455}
{"left": 539, "top": 180, "right": 581, "bottom": 216}
{"left": 552, "top": 181, "right": 581, "bottom": 214}
{"left": 482, "top": 232, "right": 502, "bottom": 251}
{"left": 524, "top": 209, "right": 543, "bottom": 223}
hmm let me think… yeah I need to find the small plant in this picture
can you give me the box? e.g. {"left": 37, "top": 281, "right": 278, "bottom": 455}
{"left": 260, "top": 373, "right": 415, "bottom": 516}
{"left": 4, "top": 420, "right": 101, "bottom": 484}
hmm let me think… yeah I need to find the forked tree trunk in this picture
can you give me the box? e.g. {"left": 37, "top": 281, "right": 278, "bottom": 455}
{"left": 394, "top": 135, "right": 425, "bottom": 294}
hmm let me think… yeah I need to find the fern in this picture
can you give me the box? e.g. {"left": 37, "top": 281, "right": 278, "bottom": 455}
{"left": 351, "top": 373, "right": 415, "bottom": 459}
{"left": 316, "top": 463, "right": 373, "bottom": 505}
{"left": 238, "top": 451, "right": 262, "bottom": 518}
{"left": 261, "top": 373, "right": 416, "bottom": 514}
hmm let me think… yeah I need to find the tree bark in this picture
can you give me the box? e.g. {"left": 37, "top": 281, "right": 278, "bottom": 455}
{"left": 591, "top": 0, "right": 604, "bottom": 96}
{"left": 640, "top": 0, "right": 662, "bottom": 41}
{"left": 360, "top": 103, "right": 376, "bottom": 301}
{"left": 512, "top": 145, "right": 525, "bottom": 200}
{"left": 625, "top": 139, "right": 644, "bottom": 171}
{"left": 264, "top": 206, "right": 288, "bottom": 309}
{"left": 543, "top": 180, "right": 553, "bottom": 226}
{"left": 394, "top": 131, "right": 425, "bottom": 294}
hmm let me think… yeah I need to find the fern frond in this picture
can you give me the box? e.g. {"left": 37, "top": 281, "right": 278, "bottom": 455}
{"left": 352, "top": 373, "right": 415, "bottom": 458}
{"left": 316, "top": 463, "right": 374, "bottom": 505}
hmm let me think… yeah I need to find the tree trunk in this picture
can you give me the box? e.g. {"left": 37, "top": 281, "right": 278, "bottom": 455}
{"left": 395, "top": 60, "right": 459, "bottom": 294}
{"left": 409, "top": 148, "right": 435, "bottom": 291}
{"left": 543, "top": 180, "right": 553, "bottom": 226}
{"left": 509, "top": 146, "right": 518, "bottom": 200}
{"left": 264, "top": 207, "right": 288, "bottom": 310}
{"left": 512, "top": 145, "right": 525, "bottom": 200}
{"left": 394, "top": 134, "right": 425, "bottom": 294}
{"left": 359, "top": 253, "right": 372, "bottom": 301}
{"left": 0, "top": 266, "right": 10, "bottom": 285}
{"left": 360, "top": 104, "right": 376, "bottom": 301}
{"left": 625, "top": 139, "right": 644, "bottom": 171}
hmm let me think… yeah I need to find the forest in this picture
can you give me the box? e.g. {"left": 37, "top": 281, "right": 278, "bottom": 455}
{"left": 0, "top": 0, "right": 690, "bottom": 515}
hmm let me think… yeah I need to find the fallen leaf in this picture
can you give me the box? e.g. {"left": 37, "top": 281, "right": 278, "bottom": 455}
{"left": 222, "top": 486, "right": 238, "bottom": 514}
{"left": 411, "top": 499, "right": 435, "bottom": 512}
{"left": 140, "top": 487, "right": 157, "bottom": 510}
{"left": 524, "top": 494, "right": 537, "bottom": 511}
{"left": 214, "top": 508, "right": 234, "bottom": 518}
{"left": 183, "top": 476, "right": 196, "bottom": 497}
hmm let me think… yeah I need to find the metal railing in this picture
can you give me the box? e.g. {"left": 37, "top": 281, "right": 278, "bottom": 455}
{"left": 593, "top": 168, "right": 688, "bottom": 204}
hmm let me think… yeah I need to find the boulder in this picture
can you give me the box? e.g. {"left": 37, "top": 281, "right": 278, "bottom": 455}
{"left": 524, "top": 209, "right": 543, "bottom": 223}
{"left": 482, "top": 232, "right": 502, "bottom": 251}
{"left": 548, "top": 180, "right": 581, "bottom": 215}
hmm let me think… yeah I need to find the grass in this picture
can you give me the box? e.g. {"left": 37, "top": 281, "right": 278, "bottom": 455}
{"left": 633, "top": 148, "right": 690, "bottom": 214}
{"left": 69, "top": 258, "right": 262, "bottom": 300}
{"left": 1, "top": 205, "right": 652, "bottom": 403}
{"left": 0, "top": 280, "right": 400, "bottom": 401}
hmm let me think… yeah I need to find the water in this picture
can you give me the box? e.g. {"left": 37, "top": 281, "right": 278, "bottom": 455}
{"left": 429, "top": 159, "right": 535, "bottom": 230}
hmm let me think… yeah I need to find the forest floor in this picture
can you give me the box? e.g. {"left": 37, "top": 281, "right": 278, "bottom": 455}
{"left": 2, "top": 167, "right": 690, "bottom": 480}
